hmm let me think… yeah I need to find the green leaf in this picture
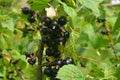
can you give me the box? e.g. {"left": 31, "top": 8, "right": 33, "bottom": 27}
{"left": 78, "top": 0, "right": 99, "bottom": 16}
{"left": 113, "top": 12, "right": 120, "bottom": 32}
{"left": 27, "top": 0, "right": 49, "bottom": 11}
{"left": 61, "top": 2, "right": 77, "bottom": 17}
{"left": 57, "top": 64, "right": 84, "bottom": 80}
{"left": 90, "top": 63, "right": 105, "bottom": 78}
{"left": 115, "top": 66, "right": 120, "bottom": 79}
{"left": 1, "top": 20, "right": 15, "bottom": 31}
{"left": 82, "top": 24, "right": 97, "bottom": 48}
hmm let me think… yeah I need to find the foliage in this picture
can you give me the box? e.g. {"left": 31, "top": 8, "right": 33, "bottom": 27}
{"left": 0, "top": 0, "right": 120, "bottom": 80}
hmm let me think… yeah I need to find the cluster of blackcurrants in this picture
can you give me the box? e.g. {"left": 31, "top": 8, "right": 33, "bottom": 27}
{"left": 44, "top": 57, "right": 74, "bottom": 80}
{"left": 22, "top": 7, "right": 35, "bottom": 23}
{"left": 25, "top": 51, "right": 36, "bottom": 65}
{"left": 41, "top": 16, "right": 69, "bottom": 57}
{"left": 40, "top": 17, "right": 74, "bottom": 80}
{"left": 97, "top": 18, "right": 109, "bottom": 35}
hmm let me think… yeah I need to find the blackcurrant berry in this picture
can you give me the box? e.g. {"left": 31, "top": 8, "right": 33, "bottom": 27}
{"left": 29, "top": 10, "right": 35, "bottom": 16}
{"left": 53, "top": 51, "right": 61, "bottom": 57}
{"left": 55, "top": 59, "right": 63, "bottom": 67}
{"left": 46, "top": 48, "right": 53, "bottom": 56}
{"left": 42, "top": 17, "right": 52, "bottom": 26}
{"left": 64, "top": 31, "right": 69, "bottom": 39}
{"left": 58, "top": 16, "right": 67, "bottom": 26}
{"left": 50, "top": 77, "right": 60, "bottom": 80}
{"left": 44, "top": 67, "right": 52, "bottom": 77}
{"left": 28, "top": 15, "right": 35, "bottom": 23}
{"left": 51, "top": 68, "right": 58, "bottom": 76}
{"left": 80, "top": 62, "right": 86, "bottom": 68}
{"left": 25, "top": 51, "right": 34, "bottom": 58}
{"left": 61, "top": 0, "right": 67, "bottom": 3}
{"left": 22, "top": 7, "right": 29, "bottom": 14}
{"left": 97, "top": 18, "right": 106, "bottom": 23}
{"left": 63, "top": 57, "right": 74, "bottom": 65}
{"left": 42, "top": 36, "right": 49, "bottom": 44}
{"left": 28, "top": 58, "right": 36, "bottom": 65}
{"left": 57, "top": 37, "right": 66, "bottom": 45}
{"left": 41, "top": 28, "right": 48, "bottom": 35}
{"left": 50, "top": 20, "right": 58, "bottom": 29}
{"left": 101, "top": 30, "right": 109, "bottom": 35}
{"left": 48, "top": 39, "right": 58, "bottom": 47}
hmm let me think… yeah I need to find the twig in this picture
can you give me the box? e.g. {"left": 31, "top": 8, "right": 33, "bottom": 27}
{"left": 104, "top": 3, "right": 120, "bottom": 7}
{"left": 37, "top": 41, "right": 44, "bottom": 80}
{"left": 14, "top": 64, "right": 25, "bottom": 80}
{"left": 103, "top": 21, "right": 119, "bottom": 61}
{"left": 76, "top": 55, "right": 100, "bottom": 64}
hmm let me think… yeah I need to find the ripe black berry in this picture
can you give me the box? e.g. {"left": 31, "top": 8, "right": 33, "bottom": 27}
{"left": 57, "top": 37, "right": 66, "bottom": 45}
{"left": 25, "top": 51, "right": 34, "bottom": 58}
{"left": 51, "top": 68, "right": 58, "bottom": 76}
{"left": 41, "top": 28, "right": 48, "bottom": 35}
{"left": 48, "top": 39, "right": 58, "bottom": 47}
{"left": 29, "top": 10, "right": 35, "bottom": 16}
{"left": 50, "top": 20, "right": 58, "bottom": 29}
{"left": 101, "top": 30, "right": 109, "bottom": 35}
{"left": 58, "top": 16, "right": 67, "bottom": 26}
{"left": 42, "top": 36, "right": 49, "bottom": 44}
{"left": 46, "top": 48, "right": 53, "bottom": 56}
{"left": 42, "top": 17, "right": 52, "bottom": 26}
{"left": 64, "top": 31, "right": 69, "bottom": 39}
{"left": 55, "top": 59, "right": 63, "bottom": 67}
{"left": 44, "top": 67, "right": 52, "bottom": 77}
{"left": 50, "top": 77, "right": 60, "bottom": 80}
{"left": 28, "top": 15, "right": 35, "bottom": 23}
{"left": 61, "top": 0, "right": 67, "bottom": 3}
{"left": 22, "top": 7, "right": 29, "bottom": 14}
{"left": 80, "top": 62, "right": 86, "bottom": 68}
{"left": 63, "top": 57, "right": 74, "bottom": 65}
{"left": 28, "top": 58, "right": 36, "bottom": 65}
{"left": 53, "top": 51, "right": 61, "bottom": 57}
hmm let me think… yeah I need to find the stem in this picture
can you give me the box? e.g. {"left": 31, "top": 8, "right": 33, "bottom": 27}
{"left": 14, "top": 64, "right": 25, "bottom": 80}
{"left": 103, "top": 22, "right": 119, "bottom": 61}
{"left": 76, "top": 55, "right": 100, "bottom": 64}
{"left": 37, "top": 41, "right": 44, "bottom": 80}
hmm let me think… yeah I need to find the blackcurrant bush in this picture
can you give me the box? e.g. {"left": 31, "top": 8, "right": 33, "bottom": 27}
{"left": 58, "top": 16, "right": 67, "bottom": 26}
{"left": 25, "top": 51, "right": 34, "bottom": 58}
{"left": 22, "top": 7, "right": 29, "bottom": 14}
{"left": 28, "top": 15, "right": 35, "bottom": 23}
{"left": 28, "top": 58, "right": 36, "bottom": 65}
{"left": 42, "top": 17, "right": 52, "bottom": 26}
{"left": 44, "top": 67, "right": 52, "bottom": 77}
{"left": 46, "top": 48, "right": 53, "bottom": 56}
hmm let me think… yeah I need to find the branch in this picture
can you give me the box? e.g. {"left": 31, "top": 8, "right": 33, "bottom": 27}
{"left": 37, "top": 41, "right": 44, "bottom": 80}
{"left": 103, "top": 22, "right": 119, "bottom": 61}
{"left": 14, "top": 64, "right": 25, "bottom": 80}
{"left": 104, "top": 3, "right": 120, "bottom": 7}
